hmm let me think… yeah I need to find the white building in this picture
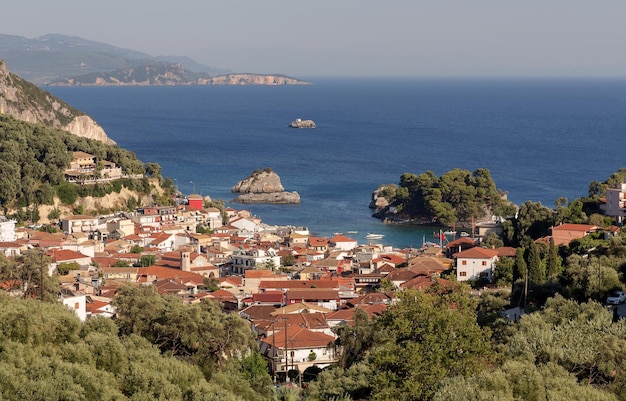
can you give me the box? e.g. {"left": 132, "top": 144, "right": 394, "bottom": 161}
{"left": 231, "top": 248, "right": 281, "bottom": 274}
{"left": 0, "top": 216, "right": 17, "bottom": 242}
{"left": 455, "top": 247, "right": 499, "bottom": 282}
{"left": 61, "top": 294, "right": 87, "bottom": 321}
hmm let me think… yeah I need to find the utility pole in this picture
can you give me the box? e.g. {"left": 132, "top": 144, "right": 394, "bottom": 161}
{"left": 284, "top": 318, "right": 289, "bottom": 382}
{"left": 271, "top": 319, "right": 277, "bottom": 383}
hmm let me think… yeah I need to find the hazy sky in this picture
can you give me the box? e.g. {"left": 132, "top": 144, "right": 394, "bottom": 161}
{"left": 3, "top": 1, "right": 625, "bottom": 78}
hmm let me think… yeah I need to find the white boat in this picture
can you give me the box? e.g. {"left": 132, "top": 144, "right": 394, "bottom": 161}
{"left": 460, "top": 231, "right": 470, "bottom": 237}
{"left": 365, "top": 233, "right": 385, "bottom": 240}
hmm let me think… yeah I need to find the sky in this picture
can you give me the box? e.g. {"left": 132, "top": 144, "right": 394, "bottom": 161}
{"left": 2, "top": 0, "right": 625, "bottom": 78}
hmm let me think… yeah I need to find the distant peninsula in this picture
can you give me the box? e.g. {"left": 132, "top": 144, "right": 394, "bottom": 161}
{"left": 0, "top": 34, "right": 311, "bottom": 86}
{"left": 49, "top": 63, "right": 312, "bottom": 87}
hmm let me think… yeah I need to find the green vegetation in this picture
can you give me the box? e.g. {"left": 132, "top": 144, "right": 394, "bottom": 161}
{"left": 0, "top": 114, "right": 164, "bottom": 222}
{"left": 0, "top": 283, "right": 274, "bottom": 401}
{"left": 381, "top": 168, "right": 516, "bottom": 227}
{"left": 306, "top": 286, "right": 624, "bottom": 401}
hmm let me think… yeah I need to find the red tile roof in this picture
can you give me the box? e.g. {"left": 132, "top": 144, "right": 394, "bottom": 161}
{"left": 454, "top": 247, "right": 499, "bottom": 259}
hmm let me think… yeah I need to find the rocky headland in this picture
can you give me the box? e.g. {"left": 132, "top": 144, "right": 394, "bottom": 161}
{"left": 232, "top": 168, "right": 300, "bottom": 204}
{"left": 0, "top": 60, "right": 115, "bottom": 145}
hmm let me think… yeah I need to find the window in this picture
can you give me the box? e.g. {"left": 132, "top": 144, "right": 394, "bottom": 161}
{"left": 482, "top": 261, "right": 487, "bottom": 266}
{"left": 459, "top": 271, "right": 467, "bottom": 277}
{"left": 74, "top": 302, "right": 80, "bottom": 310}
{"left": 461, "top": 260, "right": 467, "bottom": 266}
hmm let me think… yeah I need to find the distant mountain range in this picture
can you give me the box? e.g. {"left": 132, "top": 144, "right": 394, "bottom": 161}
{"left": 0, "top": 33, "right": 310, "bottom": 86}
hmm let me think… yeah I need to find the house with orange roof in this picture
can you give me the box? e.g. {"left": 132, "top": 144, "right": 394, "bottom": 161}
{"left": 252, "top": 290, "right": 286, "bottom": 306}
{"left": 244, "top": 269, "right": 287, "bottom": 294}
{"left": 401, "top": 275, "right": 450, "bottom": 291}
{"left": 312, "top": 256, "right": 345, "bottom": 273}
{"left": 154, "top": 249, "right": 218, "bottom": 278}
{"left": 47, "top": 249, "right": 92, "bottom": 274}
{"left": 259, "top": 279, "right": 340, "bottom": 293}
{"left": 550, "top": 223, "right": 599, "bottom": 246}
{"left": 270, "top": 302, "right": 334, "bottom": 316}
{"left": 240, "top": 304, "right": 278, "bottom": 323}
{"left": 153, "top": 278, "right": 190, "bottom": 296}
{"left": 454, "top": 247, "right": 499, "bottom": 282}
{"left": 495, "top": 246, "right": 517, "bottom": 258}
{"left": 145, "top": 232, "right": 177, "bottom": 252}
{"left": 286, "top": 288, "right": 340, "bottom": 310}
{"left": 326, "top": 304, "right": 388, "bottom": 328}
{"left": 307, "top": 237, "right": 328, "bottom": 253}
{"left": 0, "top": 241, "right": 22, "bottom": 257}
{"left": 328, "top": 235, "right": 358, "bottom": 251}
{"left": 254, "top": 312, "right": 331, "bottom": 338}
{"left": 205, "top": 289, "right": 240, "bottom": 310}
{"left": 406, "top": 255, "right": 450, "bottom": 275}
{"left": 445, "top": 237, "right": 477, "bottom": 258}
{"left": 137, "top": 265, "right": 205, "bottom": 287}
{"left": 86, "top": 297, "right": 116, "bottom": 318}
{"left": 260, "top": 324, "right": 337, "bottom": 375}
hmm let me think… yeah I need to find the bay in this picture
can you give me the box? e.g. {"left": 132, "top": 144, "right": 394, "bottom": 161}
{"left": 47, "top": 78, "right": 626, "bottom": 248}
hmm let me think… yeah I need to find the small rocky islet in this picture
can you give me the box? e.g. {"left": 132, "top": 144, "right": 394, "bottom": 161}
{"left": 231, "top": 168, "right": 300, "bottom": 204}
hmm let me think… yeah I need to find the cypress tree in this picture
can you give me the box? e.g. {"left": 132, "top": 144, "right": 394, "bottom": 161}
{"left": 527, "top": 240, "right": 545, "bottom": 284}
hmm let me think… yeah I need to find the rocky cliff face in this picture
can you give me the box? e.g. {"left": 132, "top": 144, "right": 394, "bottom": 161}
{"left": 0, "top": 60, "right": 115, "bottom": 145}
{"left": 231, "top": 169, "right": 300, "bottom": 204}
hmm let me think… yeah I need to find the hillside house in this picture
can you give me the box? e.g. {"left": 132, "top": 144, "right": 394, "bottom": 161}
{"left": 454, "top": 247, "right": 499, "bottom": 282}
{"left": 550, "top": 223, "right": 599, "bottom": 246}
{"left": 64, "top": 151, "right": 122, "bottom": 184}
{"left": 605, "top": 183, "right": 626, "bottom": 223}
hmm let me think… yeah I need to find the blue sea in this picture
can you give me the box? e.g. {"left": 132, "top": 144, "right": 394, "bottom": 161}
{"left": 47, "top": 78, "right": 626, "bottom": 248}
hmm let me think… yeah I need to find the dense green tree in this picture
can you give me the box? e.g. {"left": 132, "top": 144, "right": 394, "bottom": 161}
{"left": 433, "top": 360, "right": 618, "bottom": 401}
{"left": 504, "top": 295, "right": 626, "bottom": 392}
{"left": 504, "top": 201, "right": 554, "bottom": 247}
{"left": 305, "top": 363, "right": 372, "bottom": 401}
{"left": 113, "top": 285, "right": 257, "bottom": 375}
{"left": 335, "top": 308, "right": 377, "bottom": 369}
{"left": 526, "top": 240, "right": 545, "bottom": 285}
{"left": 514, "top": 247, "right": 527, "bottom": 283}
{"left": 546, "top": 237, "right": 562, "bottom": 281}
{"left": 493, "top": 257, "right": 515, "bottom": 286}
{"left": 366, "top": 284, "right": 493, "bottom": 401}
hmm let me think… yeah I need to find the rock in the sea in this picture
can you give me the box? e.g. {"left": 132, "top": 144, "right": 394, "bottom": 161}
{"left": 232, "top": 168, "right": 300, "bottom": 204}
{"left": 231, "top": 168, "right": 285, "bottom": 193}
{"left": 289, "top": 118, "right": 316, "bottom": 128}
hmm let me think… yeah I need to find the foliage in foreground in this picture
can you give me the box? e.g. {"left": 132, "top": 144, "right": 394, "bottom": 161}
{"left": 0, "top": 289, "right": 273, "bottom": 401}
{"left": 306, "top": 292, "right": 625, "bottom": 401}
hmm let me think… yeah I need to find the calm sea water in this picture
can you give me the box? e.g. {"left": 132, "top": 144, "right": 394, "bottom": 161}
{"left": 47, "top": 78, "right": 626, "bottom": 248}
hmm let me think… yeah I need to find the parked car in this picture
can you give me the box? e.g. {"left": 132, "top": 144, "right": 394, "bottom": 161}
{"left": 606, "top": 290, "right": 626, "bottom": 305}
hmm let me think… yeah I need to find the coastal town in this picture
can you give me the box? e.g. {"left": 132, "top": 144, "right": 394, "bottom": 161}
{"left": 1, "top": 166, "right": 624, "bottom": 382}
